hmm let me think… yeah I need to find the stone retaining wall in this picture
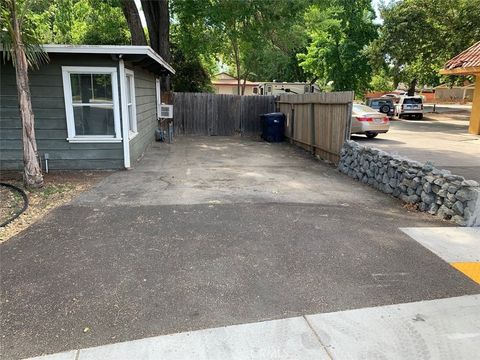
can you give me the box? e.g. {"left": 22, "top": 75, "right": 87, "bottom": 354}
{"left": 338, "top": 140, "right": 480, "bottom": 226}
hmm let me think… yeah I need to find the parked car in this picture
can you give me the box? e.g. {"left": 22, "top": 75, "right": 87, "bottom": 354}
{"left": 381, "top": 92, "right": 406, "bottom": 103}
{"left": 351, "top": 104, "right": 390, "bottom": 138}
{"left": 366, "top": 98, "right": 395, "bottom": 117}
{"left": 394, "top": 96, "right": 424, "bottom": 119}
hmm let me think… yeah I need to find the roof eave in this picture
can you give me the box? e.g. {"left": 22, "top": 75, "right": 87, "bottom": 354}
{"left": 40, "top": 45, "right": 175, "bottom": 74}
{"left": 440, "top": 67, "right": 480, "bottom": 75}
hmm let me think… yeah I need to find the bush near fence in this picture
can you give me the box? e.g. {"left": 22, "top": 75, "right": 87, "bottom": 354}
{"left": 338, "top": 140, "right": 480, "bottom": 226}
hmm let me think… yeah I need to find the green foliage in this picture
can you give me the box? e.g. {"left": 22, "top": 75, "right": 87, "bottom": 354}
{"left": 370, "top": 0, "right": 480, "bottom": 88}
{"left": 23, "top": 0, "right": 130, "bottom": 45}
{"left": 170, "top": 43, "right": 213, "bottom": 92}
{"left": 171, "top": 0, "right": 310, "bottom": 91}
{"left": 370, "top": 71, "right": 394, "bottom": 92}
{"left": 298, "top": 0, "right": 377, "bottom": 95}
{"left": 0, "top": 0, "right": 49, "bottom": 68}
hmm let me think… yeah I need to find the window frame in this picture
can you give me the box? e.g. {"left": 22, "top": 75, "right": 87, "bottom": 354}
{"left": 124, "top": 68, "right": 137, "bottom": 139}
{"left": 156, "top": 78, "right": 161, "bottom": 119}
{"left": 61, "top": 66, "right": 122, "bottom": 143}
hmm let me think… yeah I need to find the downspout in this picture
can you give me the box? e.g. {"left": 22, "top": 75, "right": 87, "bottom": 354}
{"left": 118, "top": 57, "right": 131, "bottom": 169}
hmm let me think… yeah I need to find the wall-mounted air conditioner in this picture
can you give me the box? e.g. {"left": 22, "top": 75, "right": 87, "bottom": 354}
{"left": 159, "top": 104, "right": 173, "bottom": 118}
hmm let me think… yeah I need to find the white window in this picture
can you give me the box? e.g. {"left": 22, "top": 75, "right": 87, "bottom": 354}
{"left": 125, "top": 69, "right": 137, "bottom": 138}
{"left": 62, "top": 66, "right": 121, "bottom": 143}
{"left": 156, "top": 78, "right": 161, "bottom": 119}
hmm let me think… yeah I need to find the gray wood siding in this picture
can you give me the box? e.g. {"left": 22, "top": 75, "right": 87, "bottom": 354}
{"left": 128, "top": 66, "right": 157, "bottom": 165}
{"left": 0, "top": 54, "right": 124, "bottom": 170}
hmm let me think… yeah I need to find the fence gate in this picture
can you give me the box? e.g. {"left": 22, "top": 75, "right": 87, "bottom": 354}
{"left": 173, "top": 93, "right": 276, "bottom": 136}
{"left": 277, "top": 92, "right": 354, "bottom": 164}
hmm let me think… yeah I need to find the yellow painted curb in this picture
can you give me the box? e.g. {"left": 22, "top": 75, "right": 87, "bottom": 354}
{"left": 451, "top": 262, "right": 480, "bottom": 284}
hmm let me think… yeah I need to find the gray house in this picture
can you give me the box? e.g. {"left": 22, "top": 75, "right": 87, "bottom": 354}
{"left": 0, "top": 45, "right": 174, "bottom": 170}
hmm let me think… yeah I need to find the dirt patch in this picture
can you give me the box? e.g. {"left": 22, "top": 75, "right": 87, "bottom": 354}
{"left": 0, "top": 171, "right": 110, "bottom": 242}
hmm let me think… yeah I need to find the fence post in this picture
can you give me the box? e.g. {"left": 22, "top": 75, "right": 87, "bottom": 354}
{"left": 345, "top": 101, "right": 353, "bottom": 141}
{"left": 310, "top": 103, "right": 315, "bottom": 155}
{"left": 290, "top": 105, "right": 295, "bottom": 141}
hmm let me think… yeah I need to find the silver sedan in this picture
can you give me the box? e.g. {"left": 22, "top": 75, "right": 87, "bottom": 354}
{"left": 350, "top": 104, "right": 390, "bottom": 139}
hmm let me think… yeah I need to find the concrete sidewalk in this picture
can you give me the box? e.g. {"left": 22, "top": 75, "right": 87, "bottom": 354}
{"left": 28, "top": 295, "right": 480, "bottom": 360}
{"left": 1, "top": 137, "right": 478, "bottom": 359}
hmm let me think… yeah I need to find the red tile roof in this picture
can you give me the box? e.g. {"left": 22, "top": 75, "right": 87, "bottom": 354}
{"left": 444, "top": 41, "right": 480, "bottom": 70}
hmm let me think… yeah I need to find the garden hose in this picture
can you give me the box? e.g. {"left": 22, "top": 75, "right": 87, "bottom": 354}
{"left": 0, "top": 182, "right": 29, "bottom": 227}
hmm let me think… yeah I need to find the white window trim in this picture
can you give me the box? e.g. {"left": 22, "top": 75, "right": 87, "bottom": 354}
{"left": 156, "top": 78, "right": 161, "bottom": 119}
{"left": 124, "top": 68, "right": 138, "bottom": 139}
{"left": 61, "top": 66, "right": 122, "bottom": 143}
{"left": 119, "top": 59, "right": 130, "bottom": 168}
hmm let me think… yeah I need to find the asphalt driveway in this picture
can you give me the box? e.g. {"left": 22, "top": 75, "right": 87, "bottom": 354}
{"left": 354, "top": 109, "right": 480, "bottom": 182}
{"left": 1, "top": 137, "right": 478, "bottom": 359}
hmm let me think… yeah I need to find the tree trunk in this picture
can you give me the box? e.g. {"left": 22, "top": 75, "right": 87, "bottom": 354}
{"left": 141, "top": 0, "right": 171, "bottom": 91}
{"left": 231, "top": 37, "right": 241, "bottom": 95}
{"left": 241, "top": 71, "right": 250, "bottom": 95}
{"left": 121, "top": 0, "right": 147, "bottom": 45}
{"left": 407, "top": 79, "right": 417, "bottom": 96}
{"left": 12, "top": 9, "right": 43, "bottom": 188}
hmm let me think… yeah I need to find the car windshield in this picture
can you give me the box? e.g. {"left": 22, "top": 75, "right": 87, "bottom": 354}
{"left": 353, "top": 104, "right": 377, "bottom": 114}
{"left": 370, "top": 100, "right": 392, "bottom": 107}
{"left": 403, "top": 97, "right": 422, "bottom": 104}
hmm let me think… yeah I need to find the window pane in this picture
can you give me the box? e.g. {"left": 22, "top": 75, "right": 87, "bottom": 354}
{"left": 71, "top": 74, "right": 113, "bottom": 104}
{"left": 128, "top": 104, "right": 134, "bottom": 131}
{"left": 403, "top": 98, "right": 422, "bottom": 104}
{"left": 126, "top": 76, "right": 132, "bottom": 102}
{"left": 73, "top": 105, "right": 115, "bottom": 136}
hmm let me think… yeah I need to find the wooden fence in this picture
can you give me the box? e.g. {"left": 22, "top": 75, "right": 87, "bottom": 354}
{"left": 277, "top": 92, "right": 354, "bottom": 163}
{"left": 173, "top": 92, "right": 276, "bottom": 136}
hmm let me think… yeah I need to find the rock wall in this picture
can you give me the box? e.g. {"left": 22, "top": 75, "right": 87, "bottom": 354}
{"left": 338, "top": 141, "right": 480, "bottom": 226}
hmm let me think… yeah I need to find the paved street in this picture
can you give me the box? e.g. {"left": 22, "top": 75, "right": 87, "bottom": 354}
{"left": 353, "top": 109, "right": 480, "bottom": 182}
{"left": 1, "top": 137, "right": 479, "bottom": 359}
{"left": 423, "top": 103, "right": 472, "bottom": 114}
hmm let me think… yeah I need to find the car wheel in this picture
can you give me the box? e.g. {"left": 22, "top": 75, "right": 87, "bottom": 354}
{"left": 379, "top": 105, "right": 390, "bottom": 114}
{"left": 365, "top": 132, "right": 378, "bottom": 139}
{"left": 418, "top": 114, "right": 423, "bottom": 120}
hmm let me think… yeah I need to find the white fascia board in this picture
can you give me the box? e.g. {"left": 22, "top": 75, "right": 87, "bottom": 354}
{"left": 41, "top": 44, "right": 175, "bottom": 74}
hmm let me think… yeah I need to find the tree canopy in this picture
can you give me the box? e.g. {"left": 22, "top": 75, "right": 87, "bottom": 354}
{"left": 9, "top": 0, "right": 478, "bottom": 95}
{"left": 370, "top": 0, "right": 480, "bottom": 93}
{"left": 298, "top": 0, "right": 377, "bottom": 93}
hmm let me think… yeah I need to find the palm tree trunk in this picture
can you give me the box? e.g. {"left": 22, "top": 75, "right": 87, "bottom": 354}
{"left": 12, "top": 9, "right": 43, "bottom": 188}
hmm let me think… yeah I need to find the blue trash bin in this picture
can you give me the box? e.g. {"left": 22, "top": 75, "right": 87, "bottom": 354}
{"left": 261, "top": 112, "right": 285, "bottom": 142}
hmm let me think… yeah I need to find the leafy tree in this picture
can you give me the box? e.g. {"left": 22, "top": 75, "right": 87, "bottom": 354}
{"left": 26, "top": 0, "right": 131, "bottom": 45}
{"left": 237, "top": 0, "right": 309, "bottom": 84}
{"left": 73, "top": 0, "right": 130, "bottom": 45}
{"left": 370, "top": 0, "right": 480, "bottom": 94}
{"left": 1, "top": 0, "right": 49, "bottom": 188}
{"left": 170, "top": 43, "right": 213, "bottom": 92}
{"left": 298, "top": 0, "right": 377, "bottom": 95}
{"left": 370, "top": 70, "right": 394, "bottom": 92}
{"left": 171, "top": 0, "right": 310, "bottom": 94}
